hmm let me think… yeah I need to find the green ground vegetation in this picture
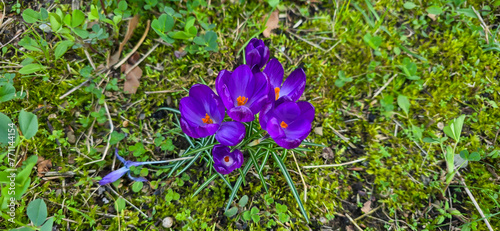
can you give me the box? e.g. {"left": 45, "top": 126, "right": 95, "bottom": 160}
{"left": 1, "top": 0, "right": 500, "bottom": 230}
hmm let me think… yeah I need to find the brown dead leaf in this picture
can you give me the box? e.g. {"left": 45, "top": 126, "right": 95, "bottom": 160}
{"left": 263, "top": 10, "right": 279, "bottom": 38}
{"left": 108, "top": 15, "right": 140, "bottom": 67}
{"left": 361, "top": 200, "right": 372, "bottom": 214}
{"left": 321, "top": 147, "right": 334, "bottom": 160}
{"left": 428, "top": 14, "right": 437, "bottom": 21}
{"left": 37, "top": 156, "right": 52, "bottom": 177}
{"left": 121, "top": 63, "right": 143, "bottom": 94}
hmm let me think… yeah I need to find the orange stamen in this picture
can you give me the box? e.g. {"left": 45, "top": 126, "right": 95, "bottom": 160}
{"left": 224, "top": 156, "right": 230, "bottom": 162}
{"left": 274, "top": 87, "right": 280, "bottom": 100}
{"left": 236, "top": 96, "right": 248, "bottom": 106}
{"left": 201, "top": 113, "right": 213, "bottom": 124}
{"left": 280, "top": 121, "right": 288, "bottom": 129}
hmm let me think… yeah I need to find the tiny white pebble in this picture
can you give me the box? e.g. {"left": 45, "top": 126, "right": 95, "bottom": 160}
{"left": 162, "top": 217, "right": 173, "bottom": 228}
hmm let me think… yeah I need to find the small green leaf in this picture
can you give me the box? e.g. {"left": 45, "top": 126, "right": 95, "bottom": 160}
{"left": 238, "top": 195, "right": 249, "bottom": 208}
{"left": 109, "top": 131, "right": 125, "bottom": 145}
{"left": 0, "top": 83, "right": 16, "bottom": 103}
{"left": 115, "top": 197, "right": 126, "bottom": 212}
{"left": 27, "top": 199, "right": 47, "bottom": 226}
{"left": 63, "top": 14, "right": 72, "bottom": 26}
{"left": 242, "top": 210, "right": 252, "bottom": 221}
{"left": 224, "top": 207, "right": 238, "bottom": 217}
{"left": 72, "top": 9, "right": 86, "bottom": 27}
{"left": 468, "top": 152, "right": 481, "bottom": 161}
{"left": 268, "top": 0, "right": 280, "bottom": 7}
{"left": 54, "top": 40, "right": 74, "bottom": 60}
{"left": 397, "top": 95, "right": 410, "bottom": 116}
{"left": 49, "top": 13, "right": 62, "bottom": 32}
{"left": 19, "top": 64, "right": 47, "bottom": 74}
{"left": 40, "top": 217, "right": 54, "bottom": 231}
{"left": 251, "top": 214, "right": 260, "bottom": 223}
{"left": 131, "top": 181, "right": 143, "bottom": 192}
{"left": 22, "top": 9, "right": 40, "bottom": 23}
{"left": 426, "top": 6, "right": 443, "bottom": 15}
{"left": 403, "top": 2, "right": 417, "bottom": 9}
{"left": 19, "top": 110, "right": 39, "bottom": 139}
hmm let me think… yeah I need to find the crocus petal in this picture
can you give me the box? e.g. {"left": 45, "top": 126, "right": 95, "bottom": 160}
{"left": 215, "top": 70, "right": 232, "bottom": 99}
{"left": 297, "top": 101, "right": 315, "bottom": 123}
{"left": 246, "top": 72, "right": 269, "bottom": 113}
{"left": 99, "top": 167, "right": 129, "bottom": 185}
{"left": 215, "top": 121, "right": 246, "bottom": 146}
{"left": 114, "top": 148, "right": 126, "bottom": 164}
{"left": 259, "top": 46, "right": 270, "bottom": 69}
{"left": 280, "top": 68, "right": 306, "bottom": 102}
{"left": 180, "top": 97, "right": 206, "bottom": 126}
{"left": 228, "top": 106, "right": 255, "bottom": 122}
{"left": 264, "top": 58, "right": 284, "bottom": 89}
{"left": 246, "top": 49, "right": 262, "bottom": 71}
{"left": 266, "top": 117, "right": 286, "bottom": 139}
{"left": 127, "top": 172, "right": 148, "bottom": 182}
{"left": 212, "top": 145, "right": 244, "bottom": 175}
{"left": 188, "top": 84, "right": 225, "bottom": 123}
{"left": 274, "top": 137, "right": 303, "bottom": 149}
{"left": 180, "top": 117, "right": 220, "bottom": 138}
{"left": 272, "top": 101, "right": 302, "bottom": 124}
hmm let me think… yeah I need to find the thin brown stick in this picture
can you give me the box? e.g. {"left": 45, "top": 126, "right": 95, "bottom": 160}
{"left": 125, "top": 43, "right": 159, "bottom": 75}
{"left": 303, "top": 158, "right": 366, "bottom": 169}
{"left": 372, "top": 74, "right": 398, "bottom": 99}
{"left": 113, "top": 20, "right": 151, "bottom": 69}
{"left": 345, "top": 213, "right": 364, "bottom": 231}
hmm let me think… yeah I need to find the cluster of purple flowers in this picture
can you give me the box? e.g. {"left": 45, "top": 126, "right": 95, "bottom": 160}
{"left": 180, "top": 38, "right": 315, "bottom": 175}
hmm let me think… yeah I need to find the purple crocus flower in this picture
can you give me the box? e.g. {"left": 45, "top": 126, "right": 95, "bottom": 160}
{"left": 212, "top": 145, "right": 244, "bottom": 175}
{"left": 245, "top": 38, "right": 270, "bottom": 72}
{"left": 99, "top": 149, "right": 193, "bottom": 185}
{"left": 265, "top": 101, "right": 315, "bottom": 149}
{"left": 263, "top": 58, "right": 306, "bottom": 103}
{"left": 215, "top": 121, "right": 246, "bottom": 146}
{"left": 99, "top": 149, "right": 149, "bottom": 185}
{"left": 180, "top": 84, "right": 225, "bottom": 138}
{"left": 216, "top": 65, "right": 269, "bottom": 122}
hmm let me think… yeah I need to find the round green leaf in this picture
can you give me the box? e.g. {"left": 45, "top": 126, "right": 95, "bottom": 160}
{"left": 224, "top": 207, "right": 238, "bottom": 217}
{"left": 132, "top": 181, "right": 143, "bottom": 192}
{"left": 22, "top": 9, "right": 40, "bottom": 23}
{"left": 426, "top": 6, "right": 443, "bottom": 15}
{"left": 19, "top": 110, "right": 39, "bottom": 139}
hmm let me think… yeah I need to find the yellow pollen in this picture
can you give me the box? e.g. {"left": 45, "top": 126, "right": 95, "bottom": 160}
{"left": 224, "top": 156, "right": 230, "bottom": 162}
{"left": 280, "top": 121, "right": 288, "bottom": 129}
{"left": 201, "top": 113, "right": 213, "bottom": 124}
{"left": 236, "top": 96, "right": 248, "bottom": 106}
{"left": 274, "top": 87, "right": 280, "bottom": 100}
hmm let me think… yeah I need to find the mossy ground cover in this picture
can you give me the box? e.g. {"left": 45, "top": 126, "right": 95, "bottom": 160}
{"left": 1, "top": 0, "right": 499, "bottom": 230}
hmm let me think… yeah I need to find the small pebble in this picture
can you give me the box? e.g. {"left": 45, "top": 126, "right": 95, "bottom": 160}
{"left": 162, "top": 217, "right": 174, "bottom": 228}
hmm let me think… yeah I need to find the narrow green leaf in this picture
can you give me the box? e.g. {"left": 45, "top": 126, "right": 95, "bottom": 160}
{"left": 271, "top": 151, "right": 309, "bottom": 223}
{"left": 397, "top": 95, "right": 410, "bottom": 116}
{"left": 54, "top": 40, "right": 74, "bottom": 60}
{"left": 19, "top": 64, "right": 47, "bottom": 74}
{"left": 192, "top": 174, "right": 217, "bottom": 197}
